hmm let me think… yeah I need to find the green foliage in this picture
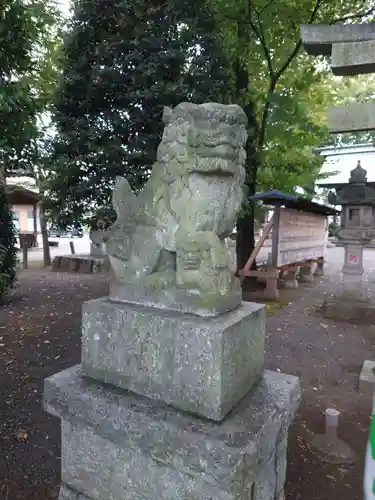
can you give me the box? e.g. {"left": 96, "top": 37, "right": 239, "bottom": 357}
{"left": 0, "top": 185, "right": 18, "bottom": 297}
{"left": 207, "top": 0, "right": 374, "bottom": 191}
{"left": 205, "top": 0, "right": 374, "bottom": 266}
{"left": 49, "top": 0, "right": 231, "bottom": 225}
{"left": 327, "top": 74, "right": 375, "bottom": 146}
{"left": 0, "top": 0, "right": 62, "bottom": 174}
{"left": 258, "top": 67, "right": 330, "bottom": 193}
{"left": 328, "top": 220, "right": 340, "bottom": 237}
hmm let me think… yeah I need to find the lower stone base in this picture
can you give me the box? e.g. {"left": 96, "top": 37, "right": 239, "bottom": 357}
{"left": 45, "top": 366, "right": 300, "bottom": 500}
{"left": 51, "top": 255, "right": 110, "bottom": 274}
{"left": 59, "top": 483, "right": 87, "bottom": 500}
{"left": 322, "top": 290, "right": 375, "bottom": 324}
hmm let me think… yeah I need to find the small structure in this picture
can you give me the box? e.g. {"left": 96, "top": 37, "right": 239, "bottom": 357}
{"left": 6, "top": 184, "right": 40, "bottom": 248}
{"left": 241, "top": 190, "right": 338, "bottom": 299}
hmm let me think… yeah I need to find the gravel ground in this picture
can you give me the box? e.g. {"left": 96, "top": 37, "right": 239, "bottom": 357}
{"left": 0, "top": 246, "right": 374, "bottom": 500}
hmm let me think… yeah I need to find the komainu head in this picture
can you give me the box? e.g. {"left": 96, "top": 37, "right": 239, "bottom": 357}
{"left": 157, "top": 102, "right": 248, "bottom": 180}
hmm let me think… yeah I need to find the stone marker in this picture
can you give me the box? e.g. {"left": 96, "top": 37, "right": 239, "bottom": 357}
{"left": 44, "top": 102, "right": 300, "bottom": 500}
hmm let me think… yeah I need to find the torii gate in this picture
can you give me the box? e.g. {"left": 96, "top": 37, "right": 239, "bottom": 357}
{"left": 301, "top": 23, "right": 375, "bottom": 133}
{"left": 301, "top": 23, "right": 375, "bottom": 500}
{"left": 302, "top": 23, "right": 375, "bottom": 279}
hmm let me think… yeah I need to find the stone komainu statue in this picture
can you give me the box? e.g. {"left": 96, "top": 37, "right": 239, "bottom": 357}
{"left": 93, "top": 102, "right": 247, "bottom": 300}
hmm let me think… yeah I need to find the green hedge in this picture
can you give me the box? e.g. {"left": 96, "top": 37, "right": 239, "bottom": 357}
{"left": 0, "top": 185, "right": 18, "bottom": 297}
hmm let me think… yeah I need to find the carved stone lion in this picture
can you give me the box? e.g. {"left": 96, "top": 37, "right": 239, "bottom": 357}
{"left": 93, "top": 102, "right": 247, "bottom": 305}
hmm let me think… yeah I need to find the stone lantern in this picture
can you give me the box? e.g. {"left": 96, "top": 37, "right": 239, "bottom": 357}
{"left": 331, "top": 161, "right": 375, "bottom": 277}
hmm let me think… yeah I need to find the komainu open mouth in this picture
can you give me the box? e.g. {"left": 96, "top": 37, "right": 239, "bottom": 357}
{"left": 193, "top": 169, "right": 234, "bottom": 177}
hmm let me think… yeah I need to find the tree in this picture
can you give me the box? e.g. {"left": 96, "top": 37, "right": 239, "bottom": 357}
{"left": 0, "top": 0, "right": 62, "bottom": 267}
{"left": 49, "top": 0, "right": 232, "bottom": 227}
{"left": 207, "top": 0, "right": 375, "bottom": 269}
{"left": 0, "top": 0, "right": 59, "bottom": 174}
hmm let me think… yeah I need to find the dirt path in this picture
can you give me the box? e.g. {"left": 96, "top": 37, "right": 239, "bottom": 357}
{"left": 0, "top": 248, "right": 374, "bottom": 499}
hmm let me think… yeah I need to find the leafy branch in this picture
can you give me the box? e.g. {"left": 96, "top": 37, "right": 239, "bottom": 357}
{"left": 246, "top": 0, "right": 274, "bottom": 79}
{"left": 329, "top": 2, "right": 375, "bottom": 24}
{"left": 256, "top": 0, "right": 324, "bottom": 153}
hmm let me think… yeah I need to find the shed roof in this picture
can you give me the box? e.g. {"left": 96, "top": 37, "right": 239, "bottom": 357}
{"left": 5, "top": 185, "right": 39, "bottom": 205}
{"left": 250, "top": 190, "right": 339, "bottom": 216}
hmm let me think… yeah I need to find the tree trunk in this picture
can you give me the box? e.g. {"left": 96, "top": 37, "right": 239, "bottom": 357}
{"left": 236, "top": 211, "right": 255, "bottom": 270}
{"left": 39, "top": 201, "right": 51, "bottom": 267}
{"left": 236, "top": 102, "right": 259, "bottom": 272}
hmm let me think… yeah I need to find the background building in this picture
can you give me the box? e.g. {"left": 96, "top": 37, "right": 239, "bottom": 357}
{"left": 6, "top": 176, "right": 40, "bottom": 247}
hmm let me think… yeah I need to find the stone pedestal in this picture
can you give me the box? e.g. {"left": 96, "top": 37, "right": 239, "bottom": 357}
{"left": 45, "top": 366, "right": 301, "bottom": 500}
{"left": 342, "top": 243, "right": 364, "bottom": 276}
{"left": 82, "top": 298, "right": 265, "bottom": 421}
{"left": 43, "top": 292, "right": 301, "bottom": 499}
{"left": 323, "top": 243, "right": 370, "bottom": 323}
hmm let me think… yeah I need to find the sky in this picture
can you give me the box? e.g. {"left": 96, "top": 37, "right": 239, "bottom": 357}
{"left": 57, "top": 0, "right": 71, "bottom": 17}
{"left": 318, "top": 145, "right": 375, "bottom": 185}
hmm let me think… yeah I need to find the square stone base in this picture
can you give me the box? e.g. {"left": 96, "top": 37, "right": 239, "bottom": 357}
{"left": 44, "top": 366, "right": 301, "bottom": 500}
{"left": 82, "top": 298, "right": 265, "bottom": 421}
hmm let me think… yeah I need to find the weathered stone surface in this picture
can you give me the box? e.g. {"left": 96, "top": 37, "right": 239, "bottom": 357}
{"left": 275, "top": 436, "right": 288, "bottom": 495}
{"left": 301, "top": 23, "right": 375, "bottom": 55}
{"left": 59, "top": 483, "right": 79, "bottom": 500}
{"left": 109, "top": 279, "right": 241, "bottom": 317}
{"left": 81, "top": 298, "right": 265, "bottom": 421}
{"left": 44, "top": 366, "right": 301, "bottom": 500}
{"left": 342, "top": 244, "right": 364, "bottom": 275}
{"left": 328, "top": 103, "right": 375, "bottom": 134}
{"left": 359, "top": 360, "right": 375, "bottom": 398}
{"left": 90, "top": 241, "right": 105, "bottom": 257}
{"left": 331, "top": 40, "right": 375, "bottom": 76}
{"left": 94, "top": 103, "right": 248, "bottom": 314}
